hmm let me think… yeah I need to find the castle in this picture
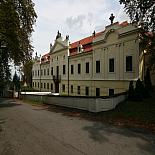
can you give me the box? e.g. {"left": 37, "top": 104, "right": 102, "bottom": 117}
{"left": 32, "top": 21, "right": 145, "bottom": 96}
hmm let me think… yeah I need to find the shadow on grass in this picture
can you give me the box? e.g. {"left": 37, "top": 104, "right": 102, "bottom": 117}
{"left": 0, "top": 98, "right": 21, "bottom": 108}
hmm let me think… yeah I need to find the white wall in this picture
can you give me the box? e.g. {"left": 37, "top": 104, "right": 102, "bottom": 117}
{"left": 21, "top": 93, "right": 126, "bottom": 112}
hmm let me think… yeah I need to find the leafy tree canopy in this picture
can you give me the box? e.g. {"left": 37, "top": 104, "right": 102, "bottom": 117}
{"left": 13, "top": 71, "right": 20, "bottom": 91}
{"left": 21, "top": 59, "right": 34, "bottom": 86}
{"left": 0, "top": 0, "right": 37, "bottom": 64}
{"left": 120, "top": 0, "right": 155, "bottom": 68}
{"left": 119, "top": 0, "right": 155, "bottom": 32}
{"left": 0, "top": 0, "right": 37, "bottom": 90}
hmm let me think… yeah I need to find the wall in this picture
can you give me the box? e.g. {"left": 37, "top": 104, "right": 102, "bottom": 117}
{"left": 21, "top": 93, "right": 126, "bottom": 112}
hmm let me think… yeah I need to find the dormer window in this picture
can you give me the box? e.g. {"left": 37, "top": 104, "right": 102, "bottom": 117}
{"left": 77, "top": 44, "right": 83, "bottom": 53}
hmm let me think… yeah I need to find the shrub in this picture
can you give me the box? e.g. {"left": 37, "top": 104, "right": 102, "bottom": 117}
{"left": 128, "top": 81, "right": 135, "bottom": 100}
{"left": 144, "top": 67, "right": 153, "bottom": 92}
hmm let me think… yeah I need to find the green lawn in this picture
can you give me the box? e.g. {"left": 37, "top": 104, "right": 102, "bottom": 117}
{"left": 99, "top": 97, "right": 155, "bottom": 124}
{"left": 22, "top": 99, "right": 45, "bottom": 106}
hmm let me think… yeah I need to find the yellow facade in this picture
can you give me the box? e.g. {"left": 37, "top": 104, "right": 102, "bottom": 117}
{"left": 32, "top": 22, "right": 144, "bottom": 96}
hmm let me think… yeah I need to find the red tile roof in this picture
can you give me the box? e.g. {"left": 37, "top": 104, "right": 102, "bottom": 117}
{"left": 70, "top": 32, "right": 102, "bottom": 49}
{"left": 39, "top": 21, "right": 130, "bottom": 58}
{"left": 41, "top": 52, "right": 50, "bottom": 64}
{"left": 70, "top": 36, "right": 93, "bottom": 49}
{"left": 69, "top": 32, "right": 102, "bottom": 56}
{"left": 42, "top": 53, "right": 50, "bottom": 58}
{"left": 120, "top": 21, "right": 129, "bottom": 27}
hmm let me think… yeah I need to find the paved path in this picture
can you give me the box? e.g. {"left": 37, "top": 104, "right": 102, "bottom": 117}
{"left": 0, "top": 98, "right": 155, "bottom": 155}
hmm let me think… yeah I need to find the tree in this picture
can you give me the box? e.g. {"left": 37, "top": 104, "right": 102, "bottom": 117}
{"left": 13, "top": 72, "right": 20, "bottom": 91}
{"left": 0, "top": 44, "right": 11, "bottom": 95}
{"left": 135, "top": 79, "right": 143, "bottom": 101}
{"left": 128, "top": 81, "right": 135, "bottom": 100}
{"left": 21, "top": 60, "right": 34, "bottom": 87}
{"left": 119, "top": 0, "right": 155, "bottom": 68}
{"left": 144, "top": 67, "right": 153, "bottom": 92}
{"left": 135, "top": 78, "right": 149, "bottom": 100}
{"left": 0, "top": 0, "right": 37, "bottom": 91}
{"left": 119, "top": 0, "right": 155, "bottom": 31}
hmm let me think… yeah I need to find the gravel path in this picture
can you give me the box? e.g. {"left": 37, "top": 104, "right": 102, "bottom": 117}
{"left": 0, "top": 98, "right": 155, "bottom": 155}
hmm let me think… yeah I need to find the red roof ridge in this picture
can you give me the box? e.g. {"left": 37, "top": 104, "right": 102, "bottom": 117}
{"left": 119, "top": 21, "right": 129, "bottom": 27}
{"left": 42, "top": 52, "right": 50, "bottom": 57}
{"left": 70, "top": 31, "right": 103, "bottom": 49}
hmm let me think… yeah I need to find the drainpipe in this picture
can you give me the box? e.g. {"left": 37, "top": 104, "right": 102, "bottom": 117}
{"left": 68, "top": 55, "right": 69, "bottom": 96}
{"left": 66, "top": 37, "right": 70, "bottom": 96}
{"left": 40, "top": 60, "right": 41, "bottom": 92}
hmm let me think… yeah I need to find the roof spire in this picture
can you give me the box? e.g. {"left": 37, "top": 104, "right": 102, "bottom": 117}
{"left": 109, "top": 13, "right": 115, "bottom": 25}
{"left": 92, "top": 30, "right": 96, "bottom": 37}
{"left": 56, "top": 30, "right": 61, "bottom": 39}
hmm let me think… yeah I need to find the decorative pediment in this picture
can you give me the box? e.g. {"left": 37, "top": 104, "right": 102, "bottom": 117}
{"left": 50, "top": 40, "right": 68, "bottom": 54}
{"left": 104, "top": 29, "right": 118, "bottom": 43}
{"left": 93, "top": 29, "right": 119, "bottom": 45}
{"left": 93, "top": 22, "right": 120, "bottom": 44}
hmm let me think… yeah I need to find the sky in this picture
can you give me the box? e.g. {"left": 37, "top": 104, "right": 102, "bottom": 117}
{"left": 32, "top": 0, "right": 129, "bottom": 56}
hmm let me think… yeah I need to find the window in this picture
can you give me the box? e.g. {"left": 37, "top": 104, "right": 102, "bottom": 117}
{"left": 44, "top": 69, "right": 46, "bottom": 76}
{"left": 86, "top": 62, "right": 89, "bottom": 73}
{"left": 126, "top": 56, "right": 132, "bottom": 71}
{"left": 47, "top": 68, "right": 49, "bottom": 75}
{"left": 77, "top": 86, "right": 80, "bottom": 95}
{"left": 51, "top": 67, "right": 53, "bottom": 75}
{"left": 51, "top": 83, "right": 53, "bottom": 90}
{"left": 33, "top": 82, "right": 34, "bottom": 87}
{"left": 63, "top": 65, "right": 66, "bottom": 74}
{"left": 62, "top": 84, "right": 65, "bottom": 92}
{"left": 47, "top": 83, "right": 49, "bottom": 89}
{"left": 38, "top": 82, "right": 39, "bottom": 88}
{"left": 35, "top": 71, "right": 37, "bottom": 76}
{"left": 56, "top": 66, "right": 59, "bottom": 75}
{"left": 41, "top": 83, "right": 43, "bottom": 88}
{"left": 78, "top": 64, "right": 81, "bottom": 74}
{"left": 109, "top": 89, "right": 114, "bottom": 96}
{"left": 71, "top": 85, "right": 73, "bottom": 93}
{"left": 96, "top": 60, "right": 100, "bottom": 73}
{"left": 44, "top": 83, "right": 46, "bottom": 89}
{"left": 109, "top": 58, "right": 114, "bottom": 72}
{"left": 96, "top": 88, "right": 100, "bottom": 97}
{"left": 85, "top": 87, "right": 89, "bottom": 96}
{"left": 71, "top": 65, "right": 74, "bottom": 74}
{"left": 38, "top": 70, "right": 39, "bottom": 76}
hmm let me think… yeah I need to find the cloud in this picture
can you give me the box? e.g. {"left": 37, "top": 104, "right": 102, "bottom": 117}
{"left": 66, "top": 15, "right": 86, "bottom": 30}
{"left": 32, "top": 0, "right": 129, "bottom": 55}
{"left": 66, "top": 13, "right": 95, "bottom": 32}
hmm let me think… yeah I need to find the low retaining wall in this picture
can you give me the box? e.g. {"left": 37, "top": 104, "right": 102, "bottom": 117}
{"left": 20, "top": 93, "right": 127, "bottom": 112}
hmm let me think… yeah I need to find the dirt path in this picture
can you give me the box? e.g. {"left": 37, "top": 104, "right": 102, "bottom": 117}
{"left": 0, "top": 98, "right": 155, "bottom": 155}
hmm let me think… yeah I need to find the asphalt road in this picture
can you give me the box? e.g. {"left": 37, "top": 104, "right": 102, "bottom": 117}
{"left": 0, "top": 98, "right": 155, "bottom": 155}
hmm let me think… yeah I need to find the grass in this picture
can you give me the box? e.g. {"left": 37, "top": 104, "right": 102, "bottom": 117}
{"left": 97, "top": 97, "right": 155, "bottom": 124}
{"left": 22, "top": 99, "right": 46, "bottom": 106}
